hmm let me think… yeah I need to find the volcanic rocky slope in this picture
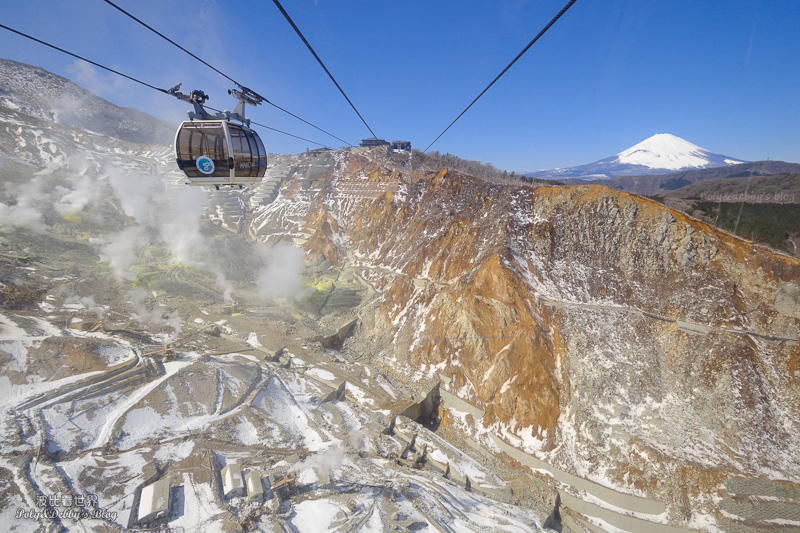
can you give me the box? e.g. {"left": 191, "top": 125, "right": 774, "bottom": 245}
{"left": 257, "top": 150, "right": 800, "bottom": 523}
{"left": 0, "top": 58, "right": 174, "bottom": 145}
{"left": 2, "top": 58, "right": 799, "bottom": 530}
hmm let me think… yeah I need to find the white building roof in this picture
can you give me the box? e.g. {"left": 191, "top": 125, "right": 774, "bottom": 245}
{"left": 221, "top": 464, "right": 244, "bottom": 497}
{"left": 245, "top": 471, "right": 264, "bottom": 497}
{"left": 138, "top": 478, "right": 170, "bottom": 522}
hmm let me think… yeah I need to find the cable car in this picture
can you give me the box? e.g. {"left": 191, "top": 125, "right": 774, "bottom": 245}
{"left": 170, "top": 86, "right": 267, "bottom": 187}
{"left": 175, "top": 120, "right": 266, "bottom": 186}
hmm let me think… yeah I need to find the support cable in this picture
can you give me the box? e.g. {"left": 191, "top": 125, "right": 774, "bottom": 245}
{"left": 423, "top": 0, "right": 579, "bottom": 152}
{"left": 0, "top": 23, "right": 332, "bottom": 147}
{"left": 0, "top": 22, "right": 169, "bottom": 94}
{"left": 101, "top": 0, "right": 354, "bottom": 146}
{"left": 270, "top": 0, "right": 378, "bottom": 139}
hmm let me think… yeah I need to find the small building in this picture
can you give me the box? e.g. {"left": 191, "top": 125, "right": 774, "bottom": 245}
{"left": 245, "top": 471, "right": 264, "bottom": 502}
{"left": 304, "top": 147, "right": 333, "bottom": 157}
{"left": 221, "top": 463, "right": 245, "bottom": 499}
{"left": 138, "top": 477, "right": 170, "bottom": 524}
{"left": 391, "top": 140, "right": 411, "bottom": 152}
{"left": 359, "top": 137, "right": 390, "bottom": 148}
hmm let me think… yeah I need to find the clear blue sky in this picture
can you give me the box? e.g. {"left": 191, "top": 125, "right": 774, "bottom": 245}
{"left": 1, "top": 0, "right": 799, "bottom": 171}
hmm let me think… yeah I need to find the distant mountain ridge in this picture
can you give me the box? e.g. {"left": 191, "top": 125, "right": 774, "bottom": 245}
{"left": 528, "top": 133, "right": 746, "bottom": 180}
{"left": 0, "top": 58, "right": 174, "bottom": 145}
{"left": 567, "top": 160, "right": 800, "bottom": 196}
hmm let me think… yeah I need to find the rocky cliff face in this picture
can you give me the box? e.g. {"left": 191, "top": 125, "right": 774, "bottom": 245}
{"left": 3, "top": 54, "right": 797, "bottom": 525}
{"left": 0, "top": 59, "right": 174, "bottom": 145}
{"left": 254, "top": 149, "right": 800, "bottom": 522}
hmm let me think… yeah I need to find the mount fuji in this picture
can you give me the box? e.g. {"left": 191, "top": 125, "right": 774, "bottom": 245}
{"left": 528, "top": 133, "right": 746, "bottom": 180}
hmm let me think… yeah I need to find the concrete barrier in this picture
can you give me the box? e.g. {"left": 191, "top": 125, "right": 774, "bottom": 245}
{"left": 439, "top": 389, "right": 485, "bottom": 419}
{"left": 560, "top": 491, "right": 693, "bottom": 533}
{"left": 488, "top": 434, "right": 666, "bottom": 516}
{"left": 17, "top": 355, "right": 141, "bottom": 411}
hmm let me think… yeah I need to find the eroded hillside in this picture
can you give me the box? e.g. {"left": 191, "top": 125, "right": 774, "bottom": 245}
{"left": 3, "top": 60, "right": 800, "bottom": 528}
{"left": 253, "top": 148, "right": 800, "bottom": 528}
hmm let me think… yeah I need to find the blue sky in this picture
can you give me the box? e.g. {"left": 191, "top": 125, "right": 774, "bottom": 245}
{"left": 1, "top": 0, "right": 798, "bottom": 171}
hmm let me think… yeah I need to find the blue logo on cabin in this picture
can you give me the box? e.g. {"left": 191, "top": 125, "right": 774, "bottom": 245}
{"left": 196, "top": 155, "right": 215, "bottom": 175}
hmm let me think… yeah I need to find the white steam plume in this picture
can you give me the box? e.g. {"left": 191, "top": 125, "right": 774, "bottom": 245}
{"left": 159, "top": 185, "right": 210, "bottom": 266}
{"left": 289, "top": 447, "right": 344, "bottom": 484}
{"left": 55, "top": 174, "right": 103, "bottom": 215}
{"left": 0, "top": 175, "right": 50, "bottom": 231}
{"left": 215, "top": 272, "right": 235, "bottom": 304}
{"left": 254, "top": 242, "right": 307, "bottom": 300}
{"left": 127, "top": 288, "right": 182, "bottom": 341}
{"left": 65, "top": 61, "right": 131, "bottom": 99}
{"left": 348, "top": 429, "right": 369, "bottom": 453}
{"left": 0, "top": 201, "right": 45, "bottom": 231}
{"left": 107, "top": 168, "right": 160, "bottom": 225}
{"left": 90, "top": 227, "right": 149, "bottom": 280}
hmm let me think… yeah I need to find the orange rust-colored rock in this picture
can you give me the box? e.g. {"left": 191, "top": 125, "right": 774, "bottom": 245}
{"left": 287, "top": 152, "right": 800, "bottom": 507}
{"left": 303, "top": 208, "right": 342, "bottom": 266}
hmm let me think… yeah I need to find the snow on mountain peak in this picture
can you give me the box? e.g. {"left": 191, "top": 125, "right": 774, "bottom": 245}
{"left": 615, "top": 133, "right": 716, "bottom": 170}
{"left": 528, "top": 133, "right": 746, "bottom": 180}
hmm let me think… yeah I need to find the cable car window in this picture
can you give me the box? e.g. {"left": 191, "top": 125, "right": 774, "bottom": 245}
{"left": 246, "top": 131, "right": 259, "bottom": 178}
{"left": 243, "top": 131, "right": 258, "bottom": 178}
{"left": 229, "top": 125, "right": 254, "bottom": 176}
{"left": 190, "top": 129, "right": 202, "bottom": 159}
{"left": 178, "top": 129, "right": 192, "bottom": 162}
{"left": 176, "top": 122, "right": 230, "bottom": 178}
{"left": 254, "top": 133, "right": 266, "bottom": 160}
{"left": 243, "top": 131, "right": 259, "bottom": 178}
{"left": 253, "top": 133, "right": 267, "bottom": 178}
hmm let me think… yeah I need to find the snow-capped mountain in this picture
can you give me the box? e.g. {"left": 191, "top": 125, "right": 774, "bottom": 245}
{"left": 529, "top": 133, "right": 746, "bottom": 180}
{"left": 0, "top": 58, "right": 174, "bottom": 145}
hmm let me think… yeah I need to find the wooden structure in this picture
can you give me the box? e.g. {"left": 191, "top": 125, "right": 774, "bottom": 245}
{"left": 142, "top": 344, "right": 176, "bottom": 360}
{"left": 271, "top": 472, "right": 296, "bottom": 492}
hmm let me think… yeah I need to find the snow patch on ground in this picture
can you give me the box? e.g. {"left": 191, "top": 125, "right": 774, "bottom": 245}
{"left": 93, "top": 356, "right": 196, "bottom": 448}
{"left": 306, "top": 367, "right": 336, "bottom": 381}
{"left": 170, "top": 473, "right": 225, "bottom": 531}
{"left": 235, "top": 417, "right": 260, "bottom": 446}
{"left": 245, "top": 332, "right": 262, "bottom": 347}
{"left": 154, "top": 440, "right": 195, "bottom": 462}
{"left": 290, "top": 499, "right": 343, "bottom": 532}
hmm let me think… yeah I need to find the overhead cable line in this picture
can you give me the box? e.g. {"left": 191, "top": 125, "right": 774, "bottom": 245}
{"left": 252, "top": 120, "right": 329, "bottom": 148}
{"left": 0, "top": 23, "right": 170, "bottom": 94}
{"left": 423, "top": 0, "right": 579, "bottom": 153}
{"left": 270, "top": 0, "right": 378, "bottom": 139}
{"left": 205, "top": 105, "right": 327, "bottom": 148}
{"left": 101, "top": 0, "right": 354, "bottom": 146}
{"left": 0, "top": 22, "right": 331, "bottom": 148}
{"left": 260, "top": 99, "right": 351, "bottom": 146}
{"left": 101, "top": 0, "right": 237, "bottom": 86}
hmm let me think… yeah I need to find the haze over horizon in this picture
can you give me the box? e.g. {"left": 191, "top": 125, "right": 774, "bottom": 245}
{"left": 1, "top": 0, "right": 798, "bottom": 171}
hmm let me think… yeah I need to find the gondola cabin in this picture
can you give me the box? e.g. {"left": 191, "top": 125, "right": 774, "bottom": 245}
{"left": 175, "top": 120, "right": 267, "bottom": 186}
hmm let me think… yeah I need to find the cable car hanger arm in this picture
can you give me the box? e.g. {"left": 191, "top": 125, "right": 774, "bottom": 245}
{"left": 167, "top": 84, "right": 262, "bottom": 125}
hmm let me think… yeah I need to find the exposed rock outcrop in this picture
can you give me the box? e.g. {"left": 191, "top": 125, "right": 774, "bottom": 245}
{"left": 251, "top": 149, "right": 800, "bottom": 525}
